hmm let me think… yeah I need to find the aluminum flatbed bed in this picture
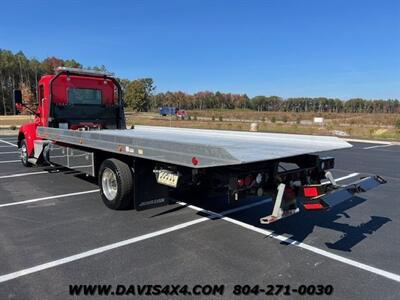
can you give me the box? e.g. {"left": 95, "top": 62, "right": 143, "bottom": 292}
{"left": 37, "top": 125, "right": 351, "bottom": 168}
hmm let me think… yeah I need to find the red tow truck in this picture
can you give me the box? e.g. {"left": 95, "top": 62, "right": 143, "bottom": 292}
{"left": 14, "top": 67, "right": 386, "bottom": 223}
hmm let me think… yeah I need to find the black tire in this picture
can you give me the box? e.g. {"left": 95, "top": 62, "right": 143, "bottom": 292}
{"left": 20, "top": 139, "right": 32, "bottom": 167}
{"left": 98, "top": 158, "right": 133, "bottom": 210}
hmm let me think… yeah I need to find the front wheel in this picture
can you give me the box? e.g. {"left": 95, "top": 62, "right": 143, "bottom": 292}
{"left": 99, "top": 158, "right": 133, "bottom": 210}
{"left": 20, "top": 139, "right": 32, "bottom": 167}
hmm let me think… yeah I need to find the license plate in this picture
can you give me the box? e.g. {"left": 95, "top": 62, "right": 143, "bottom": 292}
{"left": 157, "top": 171, "right": 179, "bottom": 188}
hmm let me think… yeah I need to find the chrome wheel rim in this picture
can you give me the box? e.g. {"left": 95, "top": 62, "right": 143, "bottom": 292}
{"left": 102, "top": 168, "right": 118, "bottom": 201}
{"left": 20, "top": 144, "right": 27, "bottom": 164}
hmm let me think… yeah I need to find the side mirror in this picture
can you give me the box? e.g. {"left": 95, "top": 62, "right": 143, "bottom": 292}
{"left": 14, "top": 90, "right": 23, "bottom": 104}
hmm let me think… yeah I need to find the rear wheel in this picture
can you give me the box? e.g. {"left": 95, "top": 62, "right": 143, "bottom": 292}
{"left": 99, "top": 158, "right": 133, "bottom": 210}
{"left": 20, "top": 139, "right": 32, "bottom": 167}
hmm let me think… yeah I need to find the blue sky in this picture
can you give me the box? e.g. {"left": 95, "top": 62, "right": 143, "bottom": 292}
{"left": 1, "top": 0, "right": 399, "bottom": 99}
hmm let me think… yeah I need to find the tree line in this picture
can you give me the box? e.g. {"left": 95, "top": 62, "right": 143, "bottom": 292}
{"left": 150, "top": 93, "right": 400, "bottom": 114}
{"left": 1, "top": 49, "right": 399, "bottom": 115}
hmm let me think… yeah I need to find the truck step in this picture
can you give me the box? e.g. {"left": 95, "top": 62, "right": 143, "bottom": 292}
{"left": 33, "top": 140, "right": 49, "bottom": 159}
{"left": 27, "top": 157, "right": 37, "bottom": 165}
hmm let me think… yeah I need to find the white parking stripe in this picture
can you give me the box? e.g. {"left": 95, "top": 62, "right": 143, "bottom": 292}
{"left": 0, "top": 145, "right": 17, "bottom": 148}
{"left": 0, "top": 151, "right": 18, "bottom": 154}
{"left": 0, "top": 160, "right": 20, "bottom": 164}
{"left": 363, "top": 144, "right": 393, "bottom": 150}
{"left": 0, "top": 171, "right": 49, "bottom": 179}
{"left": 0, "top": 198, "right": 270, "bottom": 283}
{"left": 344, "top": 138, "right": 391, "bottom": 145}
{"left": 0, "top": 190, "right": 99, "bottom": 208}
{"left": 0, "top": 139, "right": 17, "bottom": 147}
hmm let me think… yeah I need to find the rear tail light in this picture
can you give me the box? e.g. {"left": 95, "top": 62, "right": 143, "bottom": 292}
{"left": 303, "top": 186, "right": 319, "bottom": 197}
{"left": 237, "top": 176, "right": 253, "bottom": 188}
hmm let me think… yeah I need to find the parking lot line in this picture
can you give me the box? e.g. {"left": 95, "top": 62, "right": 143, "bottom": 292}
{"left": 0, "top": 145, "right": 17, "bottom": 148}
{"left": 0, "top": 190, "right": 99, "bottom": 208}
{"left": 363, "top": 144, "right": 393, "bottom": 150}
{"left": 0, "top": 171, "right": 49, "bottom": 180}
{"left": 0, "top": 151, "right": 18, "bottom": 155}
{"left": 344, "top": 138, "right": 392, "bottom": 145}
{"left": 0, "top": 160, "right": 20, "bottom": 164}
{"left": 0, "top": 198, "right": 271, "bottom": 283}
{"left": 0, "top": 139, "right": 17, "bottom": 147}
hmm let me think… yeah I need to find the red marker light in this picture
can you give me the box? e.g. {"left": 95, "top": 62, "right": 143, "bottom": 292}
{"left": 303, "top": 186, "right": 319, "bottom": 198}
{"left": 191, "top": 157, "right": 198, "bottom": 166}
{"left": 244, "top": 175, "right": 252, "bottom": 186}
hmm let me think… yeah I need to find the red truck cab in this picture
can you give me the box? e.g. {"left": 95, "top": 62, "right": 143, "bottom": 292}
{"left": 15, "top": 67, "right": 125, "bottom": 165}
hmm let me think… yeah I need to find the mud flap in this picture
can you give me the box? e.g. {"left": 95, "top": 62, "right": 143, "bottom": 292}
{"left": 133, "top": 159, "right": 173, "bottom": 210}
